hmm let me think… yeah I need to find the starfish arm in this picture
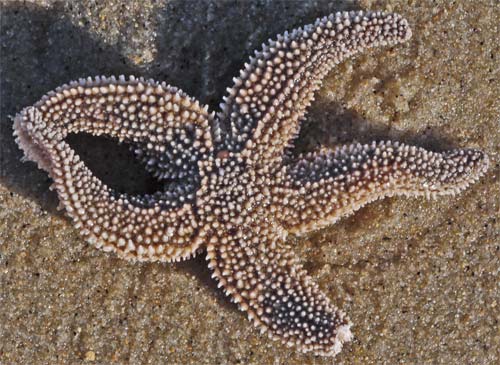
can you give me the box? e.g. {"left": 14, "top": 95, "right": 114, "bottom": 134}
{"left": 277, "top": 141, "right": 489, "bottom": 236}
{"left": 215, "top": 11, "right": 411, "bottom": 163}
{"left": 13, "top": 76, "right": 214, "bottom": 262}
{"left": 206, "top": 223, "right": 352, "bottom": 357}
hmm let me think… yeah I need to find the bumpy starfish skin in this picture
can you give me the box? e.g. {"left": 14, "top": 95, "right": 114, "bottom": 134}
{"left": 13, "top": 11, "right": 489, "bottom": 357}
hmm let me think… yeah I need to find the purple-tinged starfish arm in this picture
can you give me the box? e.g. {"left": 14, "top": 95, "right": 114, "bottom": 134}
{"left": 276, "top": 141, "right": 489, "bottom": 236}
{"left": 13, "top": 76, "right": 214, "bottom": 262}
{"left": 206, "top": 221, "right": 352, "bottom": 356}
{"left": 215, "top": 11, "right": 412, "bottom": 163}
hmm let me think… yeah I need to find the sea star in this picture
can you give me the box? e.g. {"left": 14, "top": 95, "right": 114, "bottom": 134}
{"left": 13, "top": 11, "right": 489, "bottom": 357}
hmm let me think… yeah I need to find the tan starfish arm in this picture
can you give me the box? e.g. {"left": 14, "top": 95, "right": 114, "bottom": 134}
{"left": 206, "top": 223, "right": 352, "bottom": 357}
{"left": 277, "top": 141, "right": 489, "bottom": 236}
{"left": 215, "top": 11, "right": 411, "bottom": 163}
{"left": 13, "top": 76, "right": 214, "bottom": 262}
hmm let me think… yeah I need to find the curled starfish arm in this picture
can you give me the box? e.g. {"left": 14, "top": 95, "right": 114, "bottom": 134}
{"left": 13, "top": 76, "right": 214, "bottom": 262}
{"left": 206, "top": 224, "right": 352, "bottom": 356}
{"left": 216, "top": 11, "right": 412, "bottom": 163}
{"left": 278, "top": 141, "right": 489, "bottom": 235}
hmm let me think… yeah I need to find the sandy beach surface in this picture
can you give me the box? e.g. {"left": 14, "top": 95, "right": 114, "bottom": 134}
{"left": 1, "top": 1, "right": 498, "bottom": 364}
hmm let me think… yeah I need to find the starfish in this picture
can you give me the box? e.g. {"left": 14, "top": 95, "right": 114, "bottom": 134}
{"left": 13, "top": 11, "right": 489, "bottom": 357}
